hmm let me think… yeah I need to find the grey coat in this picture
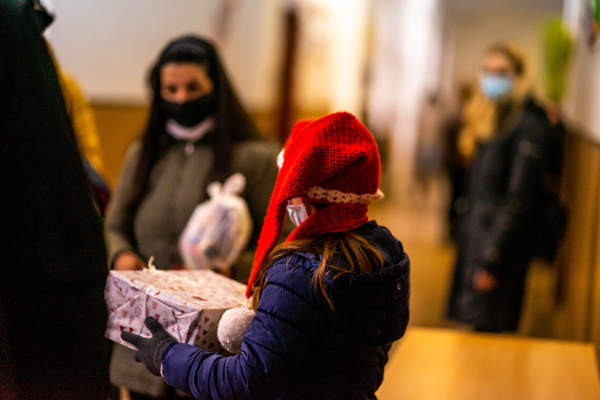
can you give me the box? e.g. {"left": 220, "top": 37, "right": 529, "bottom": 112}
{"left": 106, "top": 137, "right": 285, "bottom": 396}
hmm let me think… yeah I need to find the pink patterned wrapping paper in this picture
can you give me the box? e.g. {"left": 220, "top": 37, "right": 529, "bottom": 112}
{"left": 105, "top": 269, "right": 247, "bottom": 354}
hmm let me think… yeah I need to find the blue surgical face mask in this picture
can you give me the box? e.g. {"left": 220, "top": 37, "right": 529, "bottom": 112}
{"left": 479, "top": 74, "right": 514, "bottom": 101}
{"left": 286, "top": 202, "right": 309, "bottom": 226}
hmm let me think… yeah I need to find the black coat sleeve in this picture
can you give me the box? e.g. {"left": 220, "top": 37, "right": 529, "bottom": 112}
{"left": 481, "top": 116, "right": 550, "bottom": 274}
{"left": 0, "top": 1, "right": 111, "bottom": 397}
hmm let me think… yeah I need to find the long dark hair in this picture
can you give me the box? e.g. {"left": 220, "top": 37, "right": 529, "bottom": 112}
{"left": 130, "top": 35, "right": 260, "bottom": 208}
{"left": 251, "top": 232, "right": 384, "bottom": 311}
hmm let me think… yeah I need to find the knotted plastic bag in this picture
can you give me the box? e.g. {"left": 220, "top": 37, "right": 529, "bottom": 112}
{"left": 179, "top": 173, "right": 252, "bottom": 271}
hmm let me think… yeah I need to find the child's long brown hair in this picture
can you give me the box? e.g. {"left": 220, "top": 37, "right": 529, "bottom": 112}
{"left": 250, "top": 231, "right": 384, "bottom": 311}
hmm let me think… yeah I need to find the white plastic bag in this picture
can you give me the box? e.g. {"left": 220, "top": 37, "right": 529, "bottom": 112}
{"left": 178, "top": 173, "right": 252, "bottom": 271}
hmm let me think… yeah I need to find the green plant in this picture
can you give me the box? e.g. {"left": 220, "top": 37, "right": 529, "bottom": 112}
{"left": 543, "top": 17, "right": 574, "bottom": 103}
{"left": 591, "top": 0, "right": 600, "bottom": 27}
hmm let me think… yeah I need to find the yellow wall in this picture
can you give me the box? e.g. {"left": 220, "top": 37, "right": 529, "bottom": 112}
{"left": 92, "top": 104, "right": 149, "bottom": 189}
{"left": 92, "top": 103, "right": 312, "bottom": 189}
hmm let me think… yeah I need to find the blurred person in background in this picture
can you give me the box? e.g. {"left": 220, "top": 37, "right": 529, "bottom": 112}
{"left": 441, "top": 83, "right": 474, "bottom": 240}
{"left": 54, "top": 56, "right": 111, "bottom": 215}
{"left": 46, "top": 43, "right": 111, "bottom": 215}
{"left": 105, "top": 35, "right": 283, "bottom": 399}
{"left": 0, "top": 0, "right": 111, "bottom": 398}
{"left": 28, "top": 0, "right": 111, "bottom": 216}
{"left": 447, "top": 42, "right": 562, "bottom": 333}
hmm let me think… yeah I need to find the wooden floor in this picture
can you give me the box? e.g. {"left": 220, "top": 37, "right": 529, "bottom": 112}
{"left": 376, "top": 327, "right": 600, "bottom": 400}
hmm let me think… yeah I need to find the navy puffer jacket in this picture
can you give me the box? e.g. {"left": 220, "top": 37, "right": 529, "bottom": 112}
{"left": 162, "top": 221, "right": 410, "bottom": 399}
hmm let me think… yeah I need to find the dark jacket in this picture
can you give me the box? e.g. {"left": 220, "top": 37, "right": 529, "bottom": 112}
{"left": 448, "top": 99, "right": 560, "bottom": 332}
{"left": 0, "top": 1, "right": 111, "bottom": 399}
{"left": 162, "top": 221, "right": 410, "bottom": 399}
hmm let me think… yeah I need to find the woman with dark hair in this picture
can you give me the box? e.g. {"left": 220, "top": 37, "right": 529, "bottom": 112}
{"left": 447, "top": 42, "right": 564, "bottom": 333}
{"left": 105, "top": 35, "right": 283, "bottom": 399}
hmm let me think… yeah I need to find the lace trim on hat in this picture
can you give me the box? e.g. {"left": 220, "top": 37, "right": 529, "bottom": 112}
{"left": 305, "top": 186, "right": 384, "bottom": 204}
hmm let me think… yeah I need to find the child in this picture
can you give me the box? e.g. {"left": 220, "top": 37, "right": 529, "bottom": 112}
{"left": 122, "top": 112, "right": 410, "bottom": 399}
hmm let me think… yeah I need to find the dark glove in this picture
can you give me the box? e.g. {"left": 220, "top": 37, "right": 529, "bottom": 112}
{"left": 121, "top": 317, "right": 176, "bottom": 376}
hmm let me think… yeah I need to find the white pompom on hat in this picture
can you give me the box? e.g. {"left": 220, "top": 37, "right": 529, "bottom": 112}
{"left": 217, "top": 306, "right": 255, "bottom": 354}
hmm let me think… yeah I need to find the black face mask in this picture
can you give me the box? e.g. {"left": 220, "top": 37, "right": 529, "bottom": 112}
{"left": 162, "top": 94, "right": 215, "bottom": 127}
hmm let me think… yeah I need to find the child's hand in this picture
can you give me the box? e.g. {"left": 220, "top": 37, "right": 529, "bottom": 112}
{"left": 121, "top": 317, "right": 176, "bottom": 376}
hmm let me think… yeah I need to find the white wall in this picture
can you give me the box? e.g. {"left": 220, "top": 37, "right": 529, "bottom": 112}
{"left": 49, "top": 0, "right": 371, "bottom": 117}
{"left": 292, "top": 0, "right": 370, "bottom": 116}
{"left": 367, "top": 0, "right": 442, "bottom": 200}
{"left": 447, "top": 2, "right": 564, "bottom": 92}
{"left": 562, "top": 0, "right": 600, "bottom": 142}
{"left": 49, "top": 0, "right": 284, "bottom": 111}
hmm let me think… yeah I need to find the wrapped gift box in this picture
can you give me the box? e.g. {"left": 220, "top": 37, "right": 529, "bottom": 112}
{"left": 105, "top": 267, "right": 247, "bottom": 354}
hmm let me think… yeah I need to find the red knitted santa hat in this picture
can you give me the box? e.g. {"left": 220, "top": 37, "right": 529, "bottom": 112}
{"left": 246, "top": 112, "right": 383, "bottom": 297}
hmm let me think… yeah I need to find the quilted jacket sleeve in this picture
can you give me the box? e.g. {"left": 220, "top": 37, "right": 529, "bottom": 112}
{"left": 161, "top": 255, "right": 328, "bottom": 399}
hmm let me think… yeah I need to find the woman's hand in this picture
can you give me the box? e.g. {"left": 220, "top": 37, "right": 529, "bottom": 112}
{"left": 214, "top": 267, "right": 233, "bottom": 278}
{"left": 114, "top": 252, "right": 146, "bottom": 271}
{"left": 474, "top": 269, "right": 498, "bottom": 292}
